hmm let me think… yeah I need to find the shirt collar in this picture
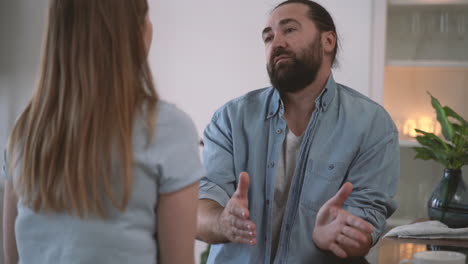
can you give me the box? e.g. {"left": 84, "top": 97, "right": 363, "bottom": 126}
{"left": 266, "top": 73, "right": 337, "bottom": 120}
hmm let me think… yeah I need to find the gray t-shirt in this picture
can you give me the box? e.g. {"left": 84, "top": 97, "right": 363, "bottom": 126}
{"left": 271, "top": 128, "right": 303, "bottom": 262}
{"left": 3, "top": 101, "right": 204, "bottom": 264}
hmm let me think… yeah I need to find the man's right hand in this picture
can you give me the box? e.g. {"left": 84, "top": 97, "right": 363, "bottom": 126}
{"left": 217, "top": 172, "right": 257, "bottom": 245}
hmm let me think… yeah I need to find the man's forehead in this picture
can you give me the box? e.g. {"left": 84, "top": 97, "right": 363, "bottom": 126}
{"left": 265, "top": 3, "right": 309, "bottom": 27}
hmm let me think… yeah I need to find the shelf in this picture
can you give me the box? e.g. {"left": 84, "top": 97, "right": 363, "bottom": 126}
{"left": 389, "top": 0, "right": 468, "bottom": 5}
{"left": 399, "top": 139, "right": 420, "bottom": 147}
{"left": 386, "top": 60, "right": 468, "bottom": 68}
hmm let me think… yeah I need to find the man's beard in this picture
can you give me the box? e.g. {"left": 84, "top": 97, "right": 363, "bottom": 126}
{"left": 267, "top": 36, "right": 323, "bottom": 94}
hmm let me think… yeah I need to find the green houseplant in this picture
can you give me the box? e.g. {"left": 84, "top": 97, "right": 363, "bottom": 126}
{"left": 412, "top": 93, "right": 468, "bottom": 227}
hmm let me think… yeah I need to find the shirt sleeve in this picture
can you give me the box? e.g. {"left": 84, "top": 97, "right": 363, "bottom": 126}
{"left": 155, "top": 105, "right": 205, "bottom": 194}
{"left": 198, "top": 109, "right": 236, "bottom": 207}
{"left": 342, "top": 109, "right": 400, "bottom": 246}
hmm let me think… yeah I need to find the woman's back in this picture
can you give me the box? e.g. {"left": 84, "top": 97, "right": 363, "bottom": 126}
{"left": 9, "top": 102, "right": 203, "bottom": 264}
{"left": 3, "top": 1, "right": 202, "bottom": 263}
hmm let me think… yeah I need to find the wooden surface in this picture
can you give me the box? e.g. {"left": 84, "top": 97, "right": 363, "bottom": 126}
{"left": 366, "top": 237, "right": 468, "bottom": 263}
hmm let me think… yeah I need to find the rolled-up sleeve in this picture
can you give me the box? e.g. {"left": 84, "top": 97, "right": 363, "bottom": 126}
{"left": 199, "top": 110, "right": 237, "bottom": 207}
{"left": 342, "top": 109, "right": 400, "bottom": 245}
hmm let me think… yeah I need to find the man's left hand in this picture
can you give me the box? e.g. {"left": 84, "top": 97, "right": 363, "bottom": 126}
{"left": 312, "top": 182, "right": 374, "bottom": 258}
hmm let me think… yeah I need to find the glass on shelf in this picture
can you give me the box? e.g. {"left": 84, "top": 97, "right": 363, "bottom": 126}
{"left": 386, "top": 4, "right": 468, "bottom": 63}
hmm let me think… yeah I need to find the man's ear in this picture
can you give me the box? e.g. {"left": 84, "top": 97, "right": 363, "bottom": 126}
{"left": 322, "top": 31, "right": 336, "bottom": 55}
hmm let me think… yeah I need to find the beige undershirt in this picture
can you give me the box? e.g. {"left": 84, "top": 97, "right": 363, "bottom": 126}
{"left": 271, "top": 128, "right": 304, "bottom": 262}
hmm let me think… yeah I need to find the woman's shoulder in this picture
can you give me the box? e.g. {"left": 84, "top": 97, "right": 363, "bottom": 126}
{"left": 134, "top": 100, "right": 199, "bottom": 150}
{"left": 155, "top": 100, "right": 198, "bottom": 135}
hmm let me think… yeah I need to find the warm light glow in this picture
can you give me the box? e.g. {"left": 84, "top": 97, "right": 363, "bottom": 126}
{"left": 418, "top": 117, "right": 433, "bottom": 133}
{"left": 403, "top": 119, "right": 418, "bottom": 138}
{"left": 399, "top": 243, "right": 426, "bottom": 260}
{"left": 434, "top": 122, "right": 442, "bottom": 136}
{"left": 400, "top": 117, "right": 441, "bottom": 139}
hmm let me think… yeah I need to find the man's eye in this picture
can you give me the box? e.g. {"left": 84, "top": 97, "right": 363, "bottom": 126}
{"left": 285, "top": 28, "right": 296, "bottom": 33}
{"left": 264, "top": 36, "right": 273, "bottom": 43}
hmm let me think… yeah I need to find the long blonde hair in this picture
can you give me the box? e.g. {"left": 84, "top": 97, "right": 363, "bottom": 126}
{"left": 7, "top": 0, "right": 157, "bottom": 218}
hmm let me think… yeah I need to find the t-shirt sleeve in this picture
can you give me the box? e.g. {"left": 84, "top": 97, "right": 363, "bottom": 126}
{"left": 154, "top": 104, "right": 205, "bottom": 194}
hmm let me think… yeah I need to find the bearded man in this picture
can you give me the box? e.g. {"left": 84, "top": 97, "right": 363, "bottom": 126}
{"left": 196, "top": 1, "right": 400, "bottom": 263}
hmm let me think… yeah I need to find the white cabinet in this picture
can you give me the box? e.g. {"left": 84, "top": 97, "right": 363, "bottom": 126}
{"left": 370, "top": 0, "right": 468, "bottom": 146}
{"left": 373, "top": 0, "right": 468, "bottom": 225}
{"left": 387, "top": 2, "right": 468, "bottom": 66}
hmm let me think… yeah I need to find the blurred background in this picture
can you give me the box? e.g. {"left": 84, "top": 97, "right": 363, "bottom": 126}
{"left": 0, "top": 0, "right": 467, "bottom": 263}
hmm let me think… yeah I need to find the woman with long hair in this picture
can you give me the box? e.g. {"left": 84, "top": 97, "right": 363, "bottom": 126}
{"left": 3, "top": 1, "right": 203, "bottom": 263}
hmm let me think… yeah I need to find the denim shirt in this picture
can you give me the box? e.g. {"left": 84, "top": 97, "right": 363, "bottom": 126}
{"left": 199, "top": 75, "right": 400, "bottom": 264}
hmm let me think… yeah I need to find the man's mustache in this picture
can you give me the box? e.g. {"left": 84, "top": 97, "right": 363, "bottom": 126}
{"left": 270, "top": 48, "right": 294, "bottom": 64}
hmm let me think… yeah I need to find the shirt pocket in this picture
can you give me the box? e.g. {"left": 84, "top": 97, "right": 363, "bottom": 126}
{"left": 299, "top": 159, "right": 347, "bottom": 211}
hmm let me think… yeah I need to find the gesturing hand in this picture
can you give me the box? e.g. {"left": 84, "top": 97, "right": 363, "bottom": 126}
{"left": 217, "top": 172, "right": 257, "bottom": 245}
{"left": 312, "top": 182, "right": 374, "bottom": 258}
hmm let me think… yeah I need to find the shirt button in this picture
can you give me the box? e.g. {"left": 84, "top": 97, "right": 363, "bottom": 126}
{"left": 328, "top": 164, "right": 335, "bottom": 170}
{"left": 276, "top": 129, "right": 283, "bottom": 134}
{"left": 268, "top": 162, "right": 275, "bottom": 168}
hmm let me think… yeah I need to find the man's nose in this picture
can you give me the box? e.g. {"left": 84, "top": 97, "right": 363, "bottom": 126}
{"left": 271, "top": 33, "right": 287, "bottom": 49}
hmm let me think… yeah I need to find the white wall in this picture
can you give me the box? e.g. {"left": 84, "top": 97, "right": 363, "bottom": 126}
{"left": 149, "top": 0, "right": 375, "bottom": 135}
{"left": 0, "top": 1, "right": 48, "bottom": 262}
{"left": 0, "top": 77, "right": 11, "bottom": 155}
{"left": 0, "top": 0, "right": 48, "bottom": 162}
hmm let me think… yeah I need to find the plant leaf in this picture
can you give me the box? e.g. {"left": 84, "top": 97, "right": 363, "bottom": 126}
{"left": 453, "top": 124, "right": 462, "bottom": 134}
{"left": 413, "top": 134, "right": 451, "bottom": 167}
{"left": 429, "top": 93, "right": 454, "bottom": 141}
{"left": 433, "top": 150, "right": 450, "bottom": 168}
{"left": 444, "top": 106, "right": 468, "bottom": 126}
{"left": 453, "top": 124, "right": 468, "bottom": 137}
{"left": 446, "top": 151, "right": 465, "bottom": 169}
{"left": 412, "top": 146, "right": 435, "bottom": 160}
{"left": 415, "top": 129, "right": 449, "bottom": 151}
